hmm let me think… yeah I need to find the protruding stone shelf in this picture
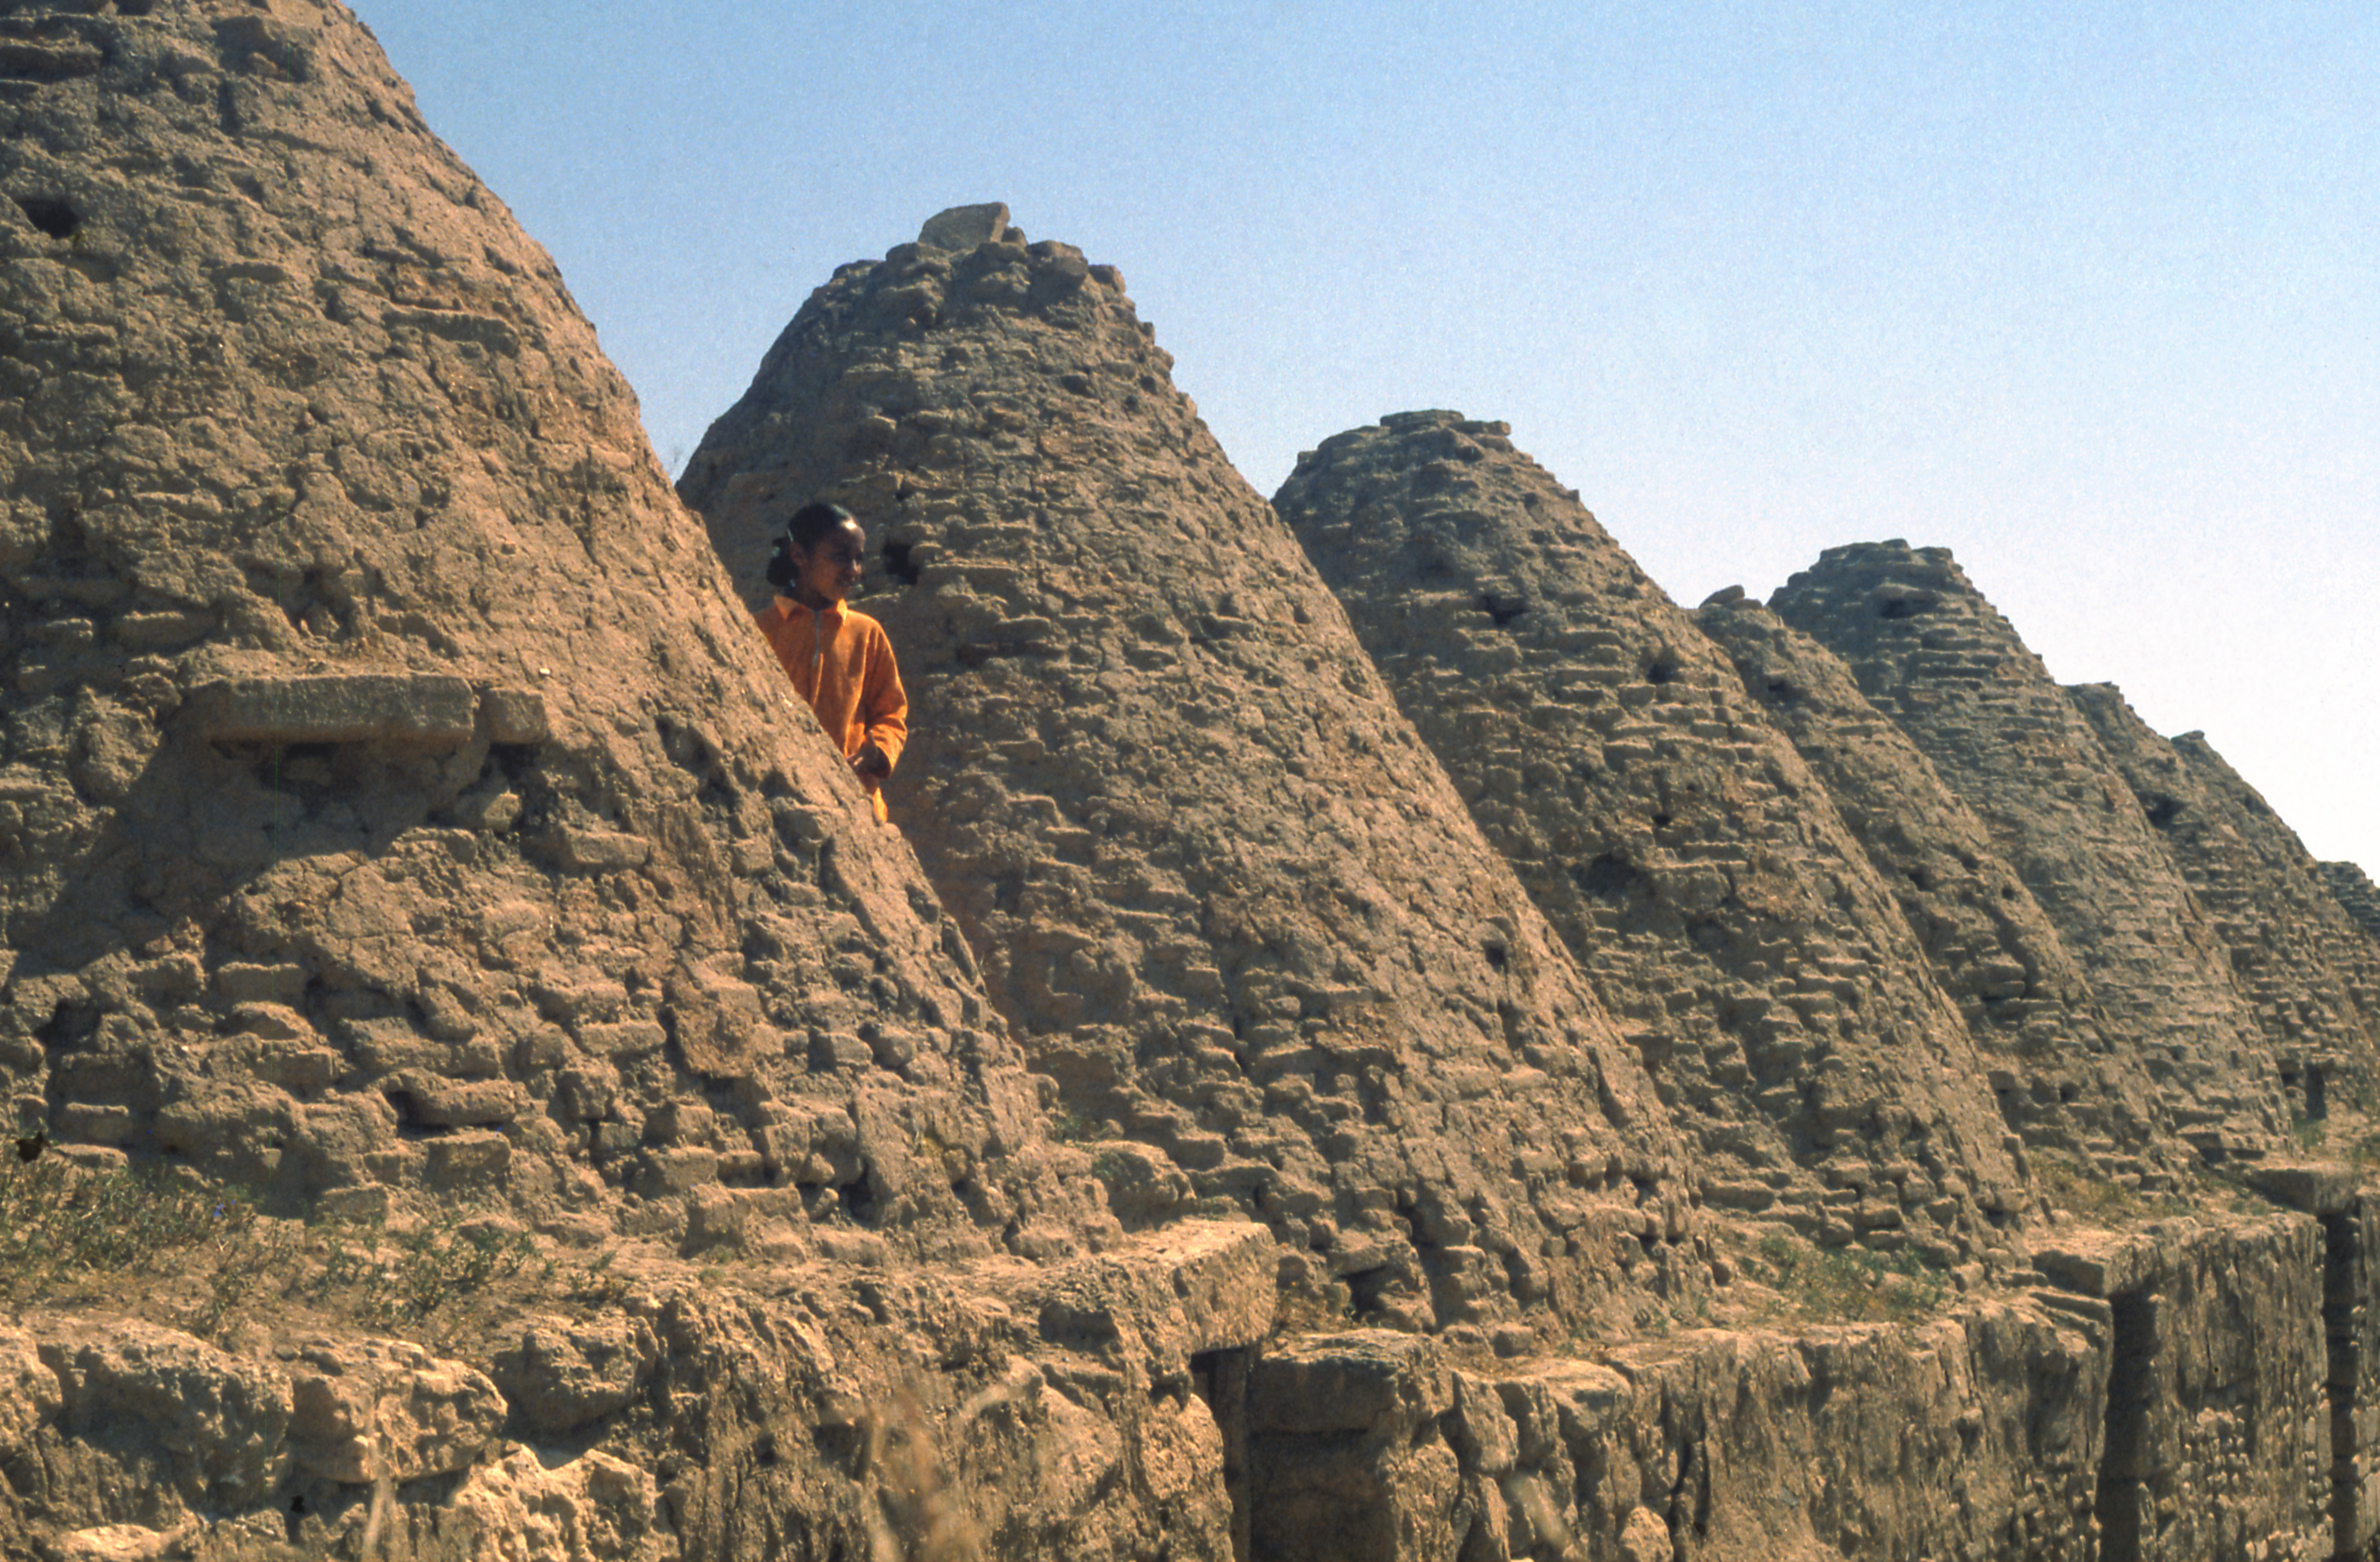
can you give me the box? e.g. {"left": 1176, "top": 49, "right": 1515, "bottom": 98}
{"left": 185, "top": 675, "right": 549, "bottom": 750}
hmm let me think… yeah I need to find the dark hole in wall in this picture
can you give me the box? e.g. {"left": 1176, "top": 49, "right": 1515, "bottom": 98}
{"left": 1481, "top": 940, "right": 1507, "bottom": 972}
{"left": 1477, "top": 590, "right": 1528, "bottom": 628}
{"left": 812, "top": 1420, "right": 863, "bottom": 1469}
{"left": 1876, "top": 598, "right": 1917, "bottom": 619}
{"left": 1343, "top": 1264, "right": 1399, "bottom": 1315}
{"left": 2096, "top": 1286, "right": 2156, "bottom": 1562}
{"left": 13, "top": 196, "right": 76, "bottom": 239}
{"left": 2143, "top": 795, "right": 2180, "bottom": 830}
{"left": 836, "top": 1170, "right": 877, "bottom": 1224}
{"left": 2308, "top": 1067, "right": 2329, "bottom": 1121}
{"left": 880, "top": 539, "right": 921, "bottom": 586}
{"left": 1645, "top": 657, "right": 1680, "bottom": 684}
{"left": 1576, "top": 853, "right": 1642, "bottom": 900}
{"left": 1191, "top": 1347, "right": 1253, "bottom": 1562}
{"left": 1764, "top": 677, "right": 1802, "bottom": 705}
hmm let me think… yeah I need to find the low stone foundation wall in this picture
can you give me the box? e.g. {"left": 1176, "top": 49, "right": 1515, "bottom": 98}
{"left": 1243, "top": 1207, "right": 2358, "bottom": 1562}
{"left": 7, "top": 1205, "right": 2375, "bottom": 1559}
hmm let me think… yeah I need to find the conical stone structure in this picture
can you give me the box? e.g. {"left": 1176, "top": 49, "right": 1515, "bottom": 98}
{"left": 2068, "top": 683, "right": 2380, "bottom": 1120}
{"left": 1773, "top": 542, "right": 2290, "bottom": 1160}
{"left": 1275, "top": 412, "right": 2029, "bottom": 1261}
{"left": 0, "top": 0, "right": 1074, "bottom": 1253}
{"left": 2322, "top": 861, "right": 2380, "bottom": 944}
{"left": 679, "top": 208, "right": 1698, "bottom": 1333}
{"left": 1697, "top": 598, "right": 2187, "bottom": 1186}
{"left": 0, "top": 14, "right": 1322, "bottom": 1561}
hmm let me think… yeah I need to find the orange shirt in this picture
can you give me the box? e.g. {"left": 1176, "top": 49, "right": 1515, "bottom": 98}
{"left": 755, "top": 597, "right": 908, "bottom": 819}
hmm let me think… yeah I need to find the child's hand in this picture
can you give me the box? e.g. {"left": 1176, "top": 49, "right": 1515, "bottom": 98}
{"left": 852, "top": 740, "right": 892, "bottom": 786}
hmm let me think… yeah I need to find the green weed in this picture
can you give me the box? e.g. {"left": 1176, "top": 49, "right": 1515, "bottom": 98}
{"left": 2, "top": 1154, "right": 552, "bottom": 1345}
{"left": 1750, "top": 1230, "right": 1951, "bottom": 1324}
{"left": 316, "top": 1212, "right": 540, "bottom": 1330}
{"left": 0, "top": 1153, "right": 256, "bottom": 1301}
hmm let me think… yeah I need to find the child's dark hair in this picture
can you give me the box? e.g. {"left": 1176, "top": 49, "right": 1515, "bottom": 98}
{"left": 785, "top": 501, "right": 858, "bottom": 551}
{"left": 766, "top": 501, "right": 858, "bottom": 592}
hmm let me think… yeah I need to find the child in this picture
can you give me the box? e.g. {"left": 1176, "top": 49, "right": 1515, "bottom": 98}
{"left": 756, "top": 502, "right": 908, "bottom": 822}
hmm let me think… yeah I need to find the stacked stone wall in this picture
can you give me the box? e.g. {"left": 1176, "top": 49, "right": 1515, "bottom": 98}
{"left": 677, "top": 213, "right": 1696, "bottom": 1337}
{"left": 2035, "top": 1216, "right": 2330, "bottom": 1562}
{"left": 1244, "top": 1296, "right": 2107, "bottom": 1560}
{"left": 2069, "top": 681, "right": 2380, "bottom": 1120}
{"left": 1275, "top": 414, "right": 2029, "bottom": 1264}
{"left": 1772, "top": 543, "right": 2289, "bottom": 1163}
{"left": 0, "top": 0, "right": 1100, "bottom": 1262}
{"left": 5, "top": 1, "right": 2378, "bottom": 1547}
{"left": 1244, "top": 1210, "right": 2350, "bottom": 1561}
{"left": 2319, "top": 862, "right": 2380, "bottom": 944}
{"left": 0, "top": 8, "right": 1266, "bottom": 1558}
{"left": 1696, "top": 600, "right": 2186, "bottom": 1188}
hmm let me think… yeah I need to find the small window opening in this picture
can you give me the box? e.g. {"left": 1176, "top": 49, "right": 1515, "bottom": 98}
{"left": 14, "top": 196, "right": 77, "bottom": 240}
{"left": 1478, "top": 590, "right": 1528, "bottom": 628}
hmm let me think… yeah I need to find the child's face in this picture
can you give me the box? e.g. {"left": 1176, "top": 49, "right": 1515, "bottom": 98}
{"left": 792, "top": 520, "right": 866, "bottom": 607}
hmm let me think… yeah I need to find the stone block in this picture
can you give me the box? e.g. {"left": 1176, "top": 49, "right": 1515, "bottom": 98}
{"left": 36, "top": 1318, "right": 292, "bottom": 1511}
{"left": 287, "top": 1338, "right": 506, "bottom": 1484}
{"left": 490, "top": 1314, "right": 659, "bottom": 1436}
{"left": 1086, "top": 1139, "right": 1194, "bottom": 1227}
{"left": 918, "top": 202, "right": 1010, "bottom": 251}
{"left": 638, "top": 1146, "right": 720, "bottom": 1196}
{"left": 389, "top": 1073, "right": 524, "bottom": 1129}
{"left": 422, "top": 1131, "right": 511, "bottom": 1194}
{"left": 551, "top": 828, "right": 651, "bottom": 873}
{"left": 2246, "top": 1160, "right": 2356, "bottom": 1214}
{"left": 477, "top": 685, "right": 549, "bottom": 744}
{"left": 1249, "top": 1329, "right": 1451, "bottom": 1438}
{"left": 578, "top": 1020, "right": 667, "bottom": 1059}
{"left": 211, "top": 962, "right": 307, "bottom": 1005}
{"left": 186, "top": 674, "right": 476, "bottom": 749}
{"left": 54, "top": 1102, "right": 136, "bottom": 1145}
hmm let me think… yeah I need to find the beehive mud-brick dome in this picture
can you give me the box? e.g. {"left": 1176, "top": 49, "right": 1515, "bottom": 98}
{"left": 1276, "top": 412, "right": 2033, "bottom": 1261}
{"left": 1696, "top": 597, "right": 2188, "bottom": 1186}
{"left": 2067, "top": 682, "right": 2380, "bottom": 1123}
{"left": 679, "top": 206, "right": 1701, "bottom": 1332}
{"left": 0, "top": 0, "right": 1083, "bottom": 1253}
{"left": 1772, "top": 542, "right": 2291, "bottom": 1161}
{"left": 2322, "top": 861, "right": 2380, "bottom": 943}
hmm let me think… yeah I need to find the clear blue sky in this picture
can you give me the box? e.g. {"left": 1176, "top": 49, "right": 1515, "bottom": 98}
{"left": 353, "top": 0, "right": 2379, "bottom": 874}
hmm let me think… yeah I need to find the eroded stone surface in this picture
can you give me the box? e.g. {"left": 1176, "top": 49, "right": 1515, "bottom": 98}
{"left": 0, "top": 0, "right": 1093, "bottom": 1263}
{"left": 1697, "top": 597, "right": 2187, "bottom": 1187}
{"left": 1245, "top": 1295, "right": 2111, "bottom": 1562}
{"left": 1771, "top": 543, "right": 2290, "bottom": 1163}
{"left": 1277, "top": 413, "right": 2029, "bottom": 1260}
{"left": 2032, "top": 1215, "right": 2329, "bottom": 1561}
{"left": 679, "top": 216, "right": 1696, "bottom": 1332}
{"left": 2320, "top": 862, "right": 2380, "bottom": 943}
{"left": 2069, "top": 684, "right": 2380, "bottom": 1120}
{"left": 2, "top": 9, "right": 2377, "bottom": 1551}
